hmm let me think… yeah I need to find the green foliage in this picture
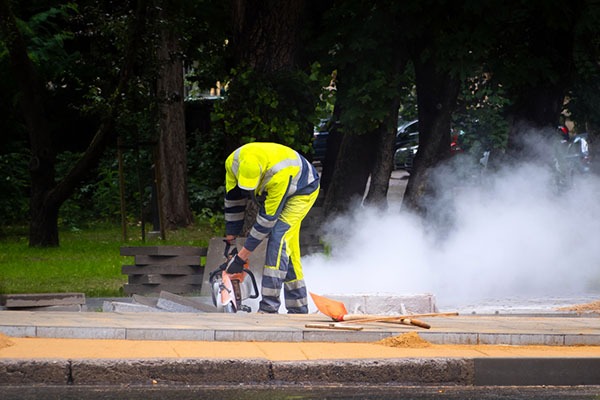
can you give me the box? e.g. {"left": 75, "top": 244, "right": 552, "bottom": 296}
{"left": 0, "top": 150, "right": 30, "bottom": 223}
{"left": 187, "top": 117, "right": 226, "bottom": 216}
{"left": 56, "top": 150, "right": 126, "bottom": 228}
{"left": 453, "top": 74, "right": 510, "bottom": 152}
{"left": 569, "top": 76, "right": 600, "bottom": 131}
{"left": 12, "top": 3, "right": 80, "bottom": 78}
{"left": 318, "top": 1, "right": 405, "bottom": 135}
{"left": 213, "top": 66, "right": 320, "bottom": 154}
{"left": 568, "top": 2, "right": 600, "bottom": 131}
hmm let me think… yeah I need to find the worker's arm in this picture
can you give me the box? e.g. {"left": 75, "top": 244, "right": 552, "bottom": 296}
{"left": 242, "top": 174, "right": 292, "bottom": 256}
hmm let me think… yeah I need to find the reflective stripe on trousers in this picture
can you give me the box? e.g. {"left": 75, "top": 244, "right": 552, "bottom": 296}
{"left": 259, "top": 187, "right": 319, "bottom": 314}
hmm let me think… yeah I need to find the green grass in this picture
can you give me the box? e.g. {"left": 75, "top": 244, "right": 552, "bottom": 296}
{"left": 0, "top": 221, "right": 218, "bottom": 297}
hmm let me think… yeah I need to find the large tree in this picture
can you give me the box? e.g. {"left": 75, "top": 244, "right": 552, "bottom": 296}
{"left": 219, "top": 0, "right": 320, "bottom": 232}
{"left": 0, "top": 0, "right": 149, "bottom": 246}
{"left": 320, "top": 1, "right": 408, "bottom": 215}
{"left": 494, "top": 1, "right": 585, "bottom": 157}
{"left": 155, "top": 3, "right": 193, "bottom": 230}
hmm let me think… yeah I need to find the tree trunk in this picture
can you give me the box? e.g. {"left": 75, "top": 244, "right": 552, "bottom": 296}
{"left": 229, "top": 0, "right": 309, "bottom": 234}
{"left": 0, "top": 0, "right": 58, "bottom": 245}
{"left": 363, "top": 97, "right": 402, "bottom": 209}
{"left": 505, "top": 24, "right": 575, "bottom": 158}
{"left": 231, "top": 0, "right": 306, "bottom": 72}
{"left": 0, "top": 0, "right": 148, "bottom": 246}
{"left": 156, "top": 21, "right": 193, "bottom": 230}
{"left": 323, "top": 129, "right": 377, "bottom": 216}
{"left": 403, "top": 55, "right": 460, "bottom": 219}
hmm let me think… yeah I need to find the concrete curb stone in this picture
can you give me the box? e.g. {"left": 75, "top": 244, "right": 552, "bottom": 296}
{"left": 0, "top": 358, "right": 474, "bottom": 386}
{"left": 0, "top": 360, "right": 70, "bottom": 385}
{"left": 2, "top": 357, "right": 600, "bottom": 386}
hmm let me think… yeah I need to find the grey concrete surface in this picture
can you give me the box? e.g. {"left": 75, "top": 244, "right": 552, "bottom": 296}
{"left": 0, "top": 309, "right": 598, "bottom": 345}
{"left": 1, "top": 308, "right": 600, "bottom": 387}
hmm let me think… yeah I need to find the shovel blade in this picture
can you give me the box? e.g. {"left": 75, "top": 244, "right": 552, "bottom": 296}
{"left": 309, "top": 292, "right": 348, "bottom": 321}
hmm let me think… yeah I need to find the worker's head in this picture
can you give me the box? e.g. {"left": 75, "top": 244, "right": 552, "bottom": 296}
{"left": 237, "top": 156, "right": 261, "bottom": 190}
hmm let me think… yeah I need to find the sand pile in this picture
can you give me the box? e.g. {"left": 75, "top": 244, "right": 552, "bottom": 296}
{"left": 0, "top": 333, "right": 15, "bottom": 350}
{"left": 375, "top": 332, "right": 431, "bottom": 348}
{"left": 557, "top": 300, "right": 600, "bottom": 314}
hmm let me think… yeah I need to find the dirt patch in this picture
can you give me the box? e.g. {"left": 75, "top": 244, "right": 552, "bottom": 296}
{"left": 557, "top": 300, "right": 600, "bottom": 314}
{"left": 0, "top": 333, "right": 15, "bottom": 350}
{"left": 375, "top": 332, "right": 431, "bottom": 348}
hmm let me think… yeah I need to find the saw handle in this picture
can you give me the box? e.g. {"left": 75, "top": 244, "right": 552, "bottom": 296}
{"left": 223, "top": 241, "right": 237, "bottom": 258}
{"left": 244, "top": 268, "right": 260, "bottom": 299}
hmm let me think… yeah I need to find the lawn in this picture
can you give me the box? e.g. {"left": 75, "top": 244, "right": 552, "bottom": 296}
{"left": 0, "top": 221, "right": 218, "bottom": 297}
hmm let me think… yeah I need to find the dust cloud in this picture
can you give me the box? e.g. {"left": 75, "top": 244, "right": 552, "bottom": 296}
{"left": 303, "top": 132, "right": 600, "bottom": 311}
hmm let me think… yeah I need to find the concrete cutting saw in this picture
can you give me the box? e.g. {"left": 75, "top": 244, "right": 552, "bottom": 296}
{"left": 208, "top": 246, "right": 259, "bottom": 313}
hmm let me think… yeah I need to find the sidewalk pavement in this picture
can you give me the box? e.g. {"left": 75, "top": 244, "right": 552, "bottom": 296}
{"left": 1, "top": 310, "right": 599, "bottom": 386}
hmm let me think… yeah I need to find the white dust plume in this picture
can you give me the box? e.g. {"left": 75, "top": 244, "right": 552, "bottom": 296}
{"left": 303, "top": 132, "right": 600, "bottom": 311}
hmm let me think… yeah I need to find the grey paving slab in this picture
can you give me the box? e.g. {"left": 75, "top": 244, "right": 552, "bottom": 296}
{"left": 0, "top": 310, "right": 599, "bottom": 345}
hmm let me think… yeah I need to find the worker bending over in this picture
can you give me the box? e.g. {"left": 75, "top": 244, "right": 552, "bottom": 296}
{"left": 223, "top": 142, "right": 320, "bottom": 314}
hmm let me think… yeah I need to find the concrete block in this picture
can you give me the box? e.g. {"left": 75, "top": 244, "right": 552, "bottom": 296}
{"left": 476, "top": 333, "right": 566, "bottom": 346}
{"left": 303, "top": 331, "right": 391, "bottom": 343}
{"left": 125, "top": 328, "right": 215, "bottom": 341}
{"left": 128, "top": 274, "right": 204, "bottom": 284}
{"left": 120, "top": 246, "right": 207, "bottom": 257}
{"left": 122, "top": 264, "right": 202, "bottom": 275}
{"left": 0, "top": 325, "right": 36, "bottom": 338}
{"left": 0, "top": 292, "right": 85, "bottom": 308}
{"left": 102, "top": 301, "right": 162, "bottom": 313}
{"left": 509, "top": 334, "right": 565, "bottom": 346}
{"left": 214, "top": 330, "right": 302, "bottom": 342}
{"left": 323, "top": 293, "right": 437, "bottom": 315}
{"left": 134, "top": 255, "right": 201, "bottom": 266}
{"left": 8, "top": 304, "right": 86, "bottom": 312}
{"left": 36, "top": 326, "right": 126, "bottom": 340}
{"left": 565, "top": 334, "right": 600, "bottom": 346}
{"left": 123, "top": 283, "right": 203, "bottom": 296}
{"left": 156, "top": 291, "right": 216, "bottom": 313}
{"left": 132, "top": 294, "right": 159, "bottom": 307}
{"left": 420, "top": 332, "right": 479, "bottom": 345}
{"left": 214, "top": 330, "right": 235, "bottom": 341}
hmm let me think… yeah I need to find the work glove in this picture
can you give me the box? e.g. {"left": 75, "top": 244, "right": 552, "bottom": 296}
{"left": 225, "top": 254, "right": 247, "bottom": 274}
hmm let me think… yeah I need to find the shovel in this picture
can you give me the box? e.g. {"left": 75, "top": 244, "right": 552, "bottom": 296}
{"left": 310, "top": 292, "right": 455, "bottom": 328}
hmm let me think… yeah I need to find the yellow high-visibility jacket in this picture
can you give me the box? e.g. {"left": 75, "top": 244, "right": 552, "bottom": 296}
{"left": 224, "top": 142, "right": 319, "bottom": 251}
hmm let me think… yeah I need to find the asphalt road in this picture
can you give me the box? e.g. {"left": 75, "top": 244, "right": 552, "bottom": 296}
{"left": 3, "top": 384, "right": 600, "bottom": 400}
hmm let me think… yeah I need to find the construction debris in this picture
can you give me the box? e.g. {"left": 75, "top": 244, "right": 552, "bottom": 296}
{"left": 102, "top": 291, "right": 216, "bottom": 313}
{"left": 0, "top": 293, "right": 86, "bottom": 312}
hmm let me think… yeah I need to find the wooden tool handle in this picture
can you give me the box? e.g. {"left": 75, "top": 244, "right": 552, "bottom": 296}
{"left": 305, "top": 323, "right": 363, "bottom": 331}
{"left": 400, "top": 318, "right": 431, "bottom": 329}
{"left": 341, "top": 312, "right": 457, "bottom": 323}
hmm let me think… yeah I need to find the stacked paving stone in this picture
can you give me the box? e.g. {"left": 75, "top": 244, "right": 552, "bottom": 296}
{"left": 0, "top": 293, "right": 87, "bottom": 311}
{"left": 120, "top": 246, "right": 207, "bottom": 295}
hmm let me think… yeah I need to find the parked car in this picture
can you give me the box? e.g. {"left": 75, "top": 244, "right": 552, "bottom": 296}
{"left": 393, "top": 121, "right": 468, "bottom": 173}
{"left": 312, "top": 118, "right": 421, "bottom": 169}
{"left": 394, "top": 120, "right": 419, "bottom": 171}
{"left": 312, "top": 118, "right": 330, "bottom": 163}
